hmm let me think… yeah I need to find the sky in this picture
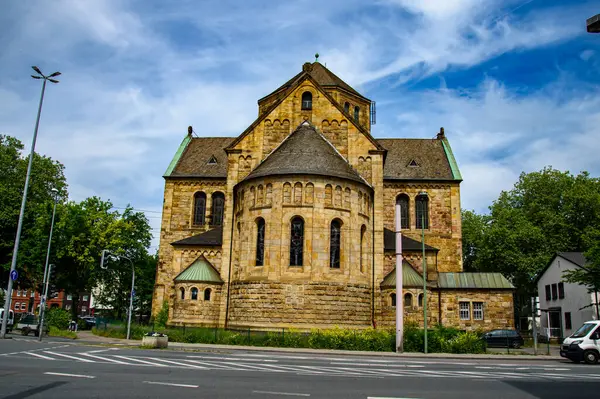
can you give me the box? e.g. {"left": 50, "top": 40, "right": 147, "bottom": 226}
{"left": 1, "top": 0, "right": 599, "bottom": 251}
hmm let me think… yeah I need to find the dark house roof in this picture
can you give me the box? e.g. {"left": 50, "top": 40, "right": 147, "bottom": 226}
{"left": 534, "top": 252, "right": 588, "bottom": 284}
{"left": 383, "top": 228, "right": 438, "bottom": 252}
{"left": 168, "top": 137, "right": 233, "bottom": 178}
{"left": 171, "top": 227, "right": 223, "bottom": 246}
{"left": 260, "top": 62, "right": 368, "bottom": 103}
{"left": 377, "top": 138, "right": 459, "bottom": 181}
{"left": 243, "top": 121, "right": 367, "bottom": 185}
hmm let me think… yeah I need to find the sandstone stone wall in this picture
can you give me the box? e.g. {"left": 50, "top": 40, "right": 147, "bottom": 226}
{"left": 171, "top": 283, "right": 223, "bottom": 327}
{"left": 379, "top": 288, "right": 439, "bottom": 328}
{"left": 438, "top": 290, "right": 514, "bottom": 331}
{"left": 228, "top": 281, "right": 371, "bottom": 330}
{"left": 383, "top": 182, "right": 462, "bottom": 273}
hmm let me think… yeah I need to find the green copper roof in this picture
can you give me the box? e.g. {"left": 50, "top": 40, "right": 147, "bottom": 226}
{"left": 437, "top": 273, "right": 514, "bottom": 289}
{"left": 164, "top": 134, "right": 192, "bottom": 177}
{"left": 174, "top": 255, "right": 223, "bottom": 284}
{"left": 441, "top": 138, "right": 462, "bottom": 181}
{"left": 381, "top": 260, "right": 427, "bottom": 288}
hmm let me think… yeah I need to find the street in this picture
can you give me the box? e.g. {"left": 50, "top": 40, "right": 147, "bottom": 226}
{"left": 0, "top": 336, "right": 597, "bottom": 398}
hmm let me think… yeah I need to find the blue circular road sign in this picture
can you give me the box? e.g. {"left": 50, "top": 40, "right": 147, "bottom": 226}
{"left": 10, "top": 270, "right": 18, "bottom": 281}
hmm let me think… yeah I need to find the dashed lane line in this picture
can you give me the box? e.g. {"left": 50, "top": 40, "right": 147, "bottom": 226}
{"left": 143, "top": 381, "right": 198, "bottom": 388}
{"left": 252, "top": 390, "right": 310, "bottom": 397}
{"left": 44, "top": 372, "right": 95, "bottom": 379}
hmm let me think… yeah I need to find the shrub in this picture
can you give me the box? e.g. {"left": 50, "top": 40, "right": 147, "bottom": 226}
{"left": 48, "top": 326, "right": 77, "bottom": 339}
{"left": 155, "top": 301, "right": 169, "bottom": 328}
{"left": 443, "top": 331, "right": 486, "bottom": 354}
{"left": 45, "top": 308, "right": 70, "bottom": 330}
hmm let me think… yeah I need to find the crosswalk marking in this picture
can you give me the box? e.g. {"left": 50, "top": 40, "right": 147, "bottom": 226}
{"left": 113, "top": 355, "right": 169, "bottom": 367}
{"left": 24, "top": 351, "right": 55, "bottom": 360}
{"left": 78, "top": 353, "right": 132, "bottom": 365}
{"left": 43, "top": 351, "right": 94, "bottom": 363}
{"left": 144, "top": 357, "right": 209, "bottom": 369}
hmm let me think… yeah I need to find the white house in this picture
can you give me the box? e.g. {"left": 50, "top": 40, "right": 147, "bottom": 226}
{"left": 536, "top": 252, "right": 599, "bottom": 338}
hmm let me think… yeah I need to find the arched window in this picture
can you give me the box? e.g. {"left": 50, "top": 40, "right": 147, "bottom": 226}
{"left": 257, "top": 185, "right": 264, "bottom": 206}
{"left": 358, "top": 192, "right": 363, "bottom": 213}
{"left": 283, "top": 183, "right": 291, "bottom": 204}
{"left": 250, "top": 186, "right": 256, "bottom": 208}
{"left": 211, "top": 192, "right": 225, "bottom": 226}
{"left": 396, "top": 194, "right": 410, "bottom": 229}
{"left": 391, "top": 293, "right": 396, "bottom": 307}
{"left": 418, "top": 293, "right": 424, "bottom": 307}
{"left": 344, "top": 188, "right": 351, "bottom": 208}
{"left": 180, "top": 287, "right": 185, "bottom": 300}
{"left": 305, "top": 183, "right": 314, "bottom": 204}
{"left": 335, "top": 186, "right": 342, "bottom": 207}
{"left": 325, "top": 185, "right": 333, "bottom": 207}
{"left": 344, "top": 102, "right": 350, "bottom": 113}
{"left": 404, "top": 293, "right": 413, "bottom": 307}
{"left": 301, "top": 91, "right": 312, "bottom": 110}
{"left": 266, "top": 184, "right": 273, "bottom": 205}
{"left": 416, "top": 194, "right": 429, "bottom": 229}
{"left": 354, "top": 106, "right": 360, "bottom": 122}
{"left": 360, "top": 225, "right": 367, "bottom": 273}
{"left": 193, "top": 192, "right": 206, "bottom": 226}
{"left": 256, "top": 218, "right": 265, "bottom": 266}
{"left": 204, "top": 288, "right": 212, "bottom": 301}
{"left": 330, "top": 219, "right": 341, "bottom": 269}
{"left": 191, "top": 287, "right": 198, "bottom": 300}
{"left": 290, "top": 217, "right": 304, "bottom": 266}
{"left": 294, "top": 182, "right": 303, "bottom": 204}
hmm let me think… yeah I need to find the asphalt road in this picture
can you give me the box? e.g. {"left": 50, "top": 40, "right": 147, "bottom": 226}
{"left": 0, "top": 335, "right": 597, "bottom": 399}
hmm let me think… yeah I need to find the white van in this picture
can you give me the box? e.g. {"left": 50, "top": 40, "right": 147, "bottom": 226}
{"left": 0, "top": 308, "right": 15, "bottom": 332}
{"left": 560, "top": 320, "right": 600, "bottom": 364}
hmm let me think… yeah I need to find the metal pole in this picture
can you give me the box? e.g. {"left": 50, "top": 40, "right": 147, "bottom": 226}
{"left": 127, "top": 259, "right": 135, "bottom": 340}
{"left": 422, "top": 208, "right": 427, "bottom": 354}
{"left": 1, "top": 78, "right": 48, "bottom": 339}
{"left": 595, "top": 289, "right": 599, "bottom": 320}
{"left": 395, "top": 202, "right": 403, "bottom": 352}
{"left": 38, "top": 196, "right": 58, "bottom": 341}
{"left": 531, "top": 297, "right": 538, "bottom": 355}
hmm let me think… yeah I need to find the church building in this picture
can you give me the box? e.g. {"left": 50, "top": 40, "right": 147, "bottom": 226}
{"left": 152, "top": 61, "right": 515, "bottom": 331}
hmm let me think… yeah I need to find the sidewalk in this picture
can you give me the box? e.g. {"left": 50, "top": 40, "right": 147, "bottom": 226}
{"left": 73, "top": 331, "right": 561, "bottom": 361}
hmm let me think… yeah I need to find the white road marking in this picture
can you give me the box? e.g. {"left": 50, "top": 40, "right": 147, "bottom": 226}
{"left": 86, "top": 348, "right": 120, "bottom": 354}
{"left": 186, "top": 355, "right": 278, "bottom": 362}
{"left": 143, "top": 381, "right": 198, "bottom": 388}
{"left": 43, "top": 351, "right": 94, "bottom": 363}
{"left": 112, "top": 355, "right": 169, "bottom": 367}
{"left": 183, "top": 359, "right": 248, "bottom": 370}
{"left": 44, "top": 372, "right": 95, "bottom": 379}
{"left": 144, "top": 357, "right": 209, "bottom": 369}
{"left": 330, "top": 362, "right": 424, "bottom": 368}
{"left": 78, "top": 353, "right": 131, "bottom": 364}
{"left": 220, "top": 361, "right": 286, "bottom": 372}
{"left": 252, "top": 390, "right": 310, "bottom": 397}
{"left": 24, "top": 352, "right": 55, "bottom": 360}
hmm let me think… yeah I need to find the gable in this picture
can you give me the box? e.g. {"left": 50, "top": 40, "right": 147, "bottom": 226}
{"left": 174, "top": 255, "right": 223, "bottom": 283}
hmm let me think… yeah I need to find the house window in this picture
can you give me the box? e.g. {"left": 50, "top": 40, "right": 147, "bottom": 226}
{"left": 256, "top": 218, "right": 265, "bottom": 266}
{"left": 459, "top": 302, "right": 470, "bottom": 320}
{"left": 13, "top": 302, "right": 19, "bottom": 310}
{"left": 193, "top": 192, "right": 206, "bottom": 226}
{"left": 404, "top": 293, "right": 413, "bottom": 307}
{"left": 558, "top": 282, "right": 565, "bottom": 299}
{"left": 23, "top": 290, "right": 27, "bottom": 297}
{"left": 17, "top": 290, "right": 21, "bottom": 297}
{"left": 473, "top": 302, "right": 484, "bottom": 320}
{"left": 67, "top": 295, "right": 73, "bottom": 301}
{"left": 330, "top": 220, "right": 341, "bottom": 269}
{"left": 180, "top": 287, "right": 185, "bottom": 300}
{"left": 211, "top": 192, "right": 225, "bottom": 226}
{"left": 82, "top": 306, "right": 87, "bottom": 312}
{"left": 83, "top": 295, "right": 89, "bottom": 302}
{"left": 565, "top": 312, "right": 572, "bottom": 330}
{"left": 391, "top": 293, "right": 396, "bottom": 307}
{"left": 396, "top": 194, "right": 410, "bottom": 229}
{"left": 290, "top": 217, "right": 304, "bottom": 266}
{"left": 416, "top": 194, "right": 429, "bottom": 229}
{"left": 191, "top": 287, "right": 198, "bottom": 300}
{"left": 545, "top": 285, "right": 551, "bottom": 301}
{"left": 31, "top": 291, "right": 35, "bottom": 297}
{"left": 551, "top": 283, "right": 558, "bottom": 300}
{"left": 301, "top": 91, "right": 312, "bottom": 110}
{"left": 354, "top": 106, "right": 360, "bottom": 122}
{"left": 204, "top": 288, "right": 211, "bottom": 301}
{"left": 418, "top": 293, "right": 424, "bottom": 307}
{"left": 344, "top": 102, "right": 350, "bottom": 113}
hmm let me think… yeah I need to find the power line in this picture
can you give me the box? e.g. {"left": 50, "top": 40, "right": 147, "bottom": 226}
{"left": 111, "top": 206, "right": 162, "bottom": 214}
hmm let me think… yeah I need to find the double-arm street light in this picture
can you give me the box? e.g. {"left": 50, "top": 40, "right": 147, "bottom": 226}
{"left": 100, "top": 250, "right": 135, "bottom": 340}
{"left": 1, "top": 67, "right": 60, "bottom": 339}
{"left": 38, "top": 188, "right": 60, "bottom": 341}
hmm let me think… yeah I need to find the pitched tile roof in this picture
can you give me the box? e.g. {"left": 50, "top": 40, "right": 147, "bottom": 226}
{"left": 168, "top": 137, "right": 233, "bottom": 178}
{"left": 383, "top": 228, "right": 438, "bottom": 252}
{"left": 381, "top": 260, "right": 431, "bottom": 288}
{"left": 437, "top": 273, "right": 514, "bottom": 290}
{"left": 377, "top": 138, "right": 458, "bottom": 181}
{"left": 171, "top": 227, "right": 223, "bottom": 246}
{"left": 243, "top": 122, "right": 367, "bottom": 185}
{"left": 174, "top": 255, "right": 223, "bottom": 284}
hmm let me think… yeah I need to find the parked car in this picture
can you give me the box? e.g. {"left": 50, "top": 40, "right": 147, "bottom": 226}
{"left": 16, "top": 314, "right": 48, "bottom": 337}
{"left": 79, "top": 316, "right": 96, "bottom": 330}
{"left": 560, "top": 320, "right": 600, "bottom": 364}
{"left": 0, "top": 308, "right": 14, "bottom": 332}
{"left": 482, "top": 329, "right": 524, "bottom": 348}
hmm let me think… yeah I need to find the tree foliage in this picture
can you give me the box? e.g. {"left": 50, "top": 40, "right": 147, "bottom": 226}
{"left": 462, "top": 167, "right": 600, "bottom": 296}
{"left": 0, "top": 135, "right": 67, "bottom": 288}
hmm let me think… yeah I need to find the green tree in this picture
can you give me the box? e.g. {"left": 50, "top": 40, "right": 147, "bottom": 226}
{"left": 0, "top": 135, "right": 67, "bottom": 289}
{"left": 461, "top": 210, "right": 488, "bottom": 272}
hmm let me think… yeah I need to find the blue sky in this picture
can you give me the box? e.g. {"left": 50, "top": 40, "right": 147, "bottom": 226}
{"left": 1, "top": 0, "right": 599, "bottom": 251}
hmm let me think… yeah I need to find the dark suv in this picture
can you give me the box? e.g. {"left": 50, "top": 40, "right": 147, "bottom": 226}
{"left": 483, "top": 329, "right": 525, "bottom": 348}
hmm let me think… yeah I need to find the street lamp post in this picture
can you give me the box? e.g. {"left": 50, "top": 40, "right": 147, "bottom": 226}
{"left": 418, "top": 192, "right": 428, "bottom": 354}
{"left": 38, "top": 188, "right": 60, "bottom": 341}
{"left": 1, "top": 67, "right": 60, "bottom": 339}
{"left": 100, "top": 250, "right": 135, "bottom": 340}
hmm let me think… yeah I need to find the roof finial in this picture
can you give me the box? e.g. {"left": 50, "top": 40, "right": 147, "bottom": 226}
{"left": 437, "top": 127, "right": 445, "bottom": 139}
{"left": 315, "top": 53, "right": 319, "bottom": 63}
{"left": 188, "top": 125, "right": 193, "bottom": 137}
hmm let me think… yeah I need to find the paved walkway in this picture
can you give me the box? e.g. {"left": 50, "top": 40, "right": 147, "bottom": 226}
{"left": 72, "top": 331, "right": 561, "bottom": 361}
